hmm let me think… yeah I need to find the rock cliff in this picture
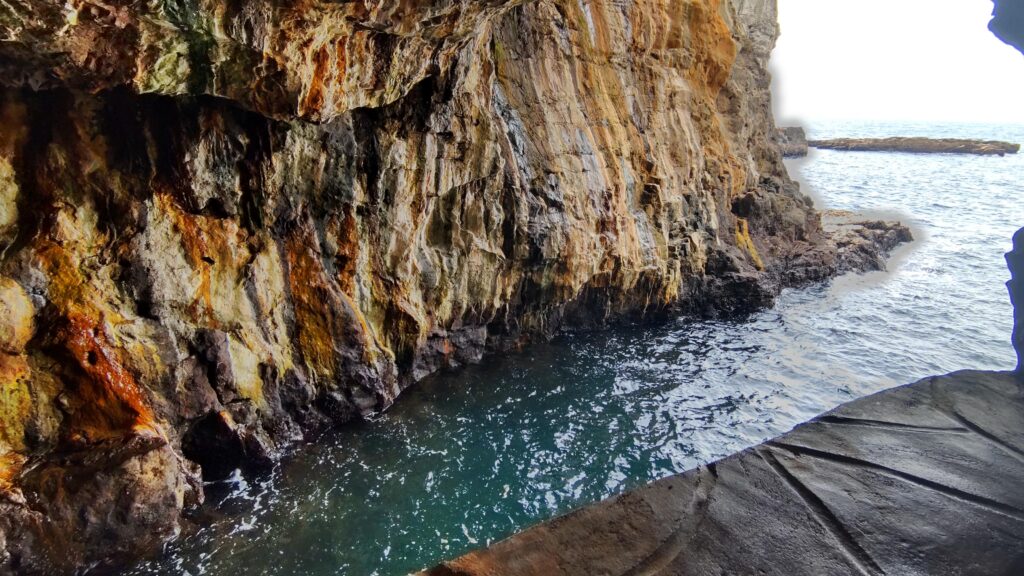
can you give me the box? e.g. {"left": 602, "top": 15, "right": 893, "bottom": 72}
{"left": 0, "top": 0, "right": 887, "bottom": 571}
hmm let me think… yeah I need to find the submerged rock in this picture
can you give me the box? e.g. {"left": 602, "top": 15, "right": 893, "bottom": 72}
{"left": 809, "top": 137, "right": 1020, "bottom": 156}
{"left": 775, "top": 126, "right": 809, "bottom": 157}
{"left": 0, "top": 0, "right": 909, "bottom": 570}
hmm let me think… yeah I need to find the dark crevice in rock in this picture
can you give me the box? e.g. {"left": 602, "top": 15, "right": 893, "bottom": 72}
{"left": 768, "top": 440, "right": 1024, "bottom": 522}
{"left": 815, "top": 415, "right": 967, "bottom": 434}
{"left": 946, "top": 409, "right": 1024, "bottom": 464}
{"left": 758, "top": 446, "right": 885, "bottom": 576}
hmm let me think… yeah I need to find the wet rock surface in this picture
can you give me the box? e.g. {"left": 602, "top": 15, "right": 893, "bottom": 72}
{"left": 823, "top": 211, "right": 913, "bottom": 275}
{"left": 809, "top": 137, "right": 1020, "bottom": 156}
{"left": 420, "top": 369, "right": 1024, "bottom": 576}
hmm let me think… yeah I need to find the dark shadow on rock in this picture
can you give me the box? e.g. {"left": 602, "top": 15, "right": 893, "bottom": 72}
{"left": 1008, "top": 227, "right": 1024, "bottom": 372}
{"left": 991, "top": 0, "right": 1024, "bottom": 53}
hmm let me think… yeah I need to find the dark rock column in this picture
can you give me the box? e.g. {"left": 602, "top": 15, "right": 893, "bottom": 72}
{"left": 1008, "top": 227, "right": 1024, "bottom": 372}
{"left": 990, "top": 0, "right": 1024, "bottom": 53}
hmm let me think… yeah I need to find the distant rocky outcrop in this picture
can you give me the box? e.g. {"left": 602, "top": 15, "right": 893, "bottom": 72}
{"left": 809, "top": 137, "right": 1020, "bottom": 156}
{"left": 775, "top": 126, "right": 809, "bottom": 157}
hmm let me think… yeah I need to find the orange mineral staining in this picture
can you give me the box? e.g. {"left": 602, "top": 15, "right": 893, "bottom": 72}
{"left": 56, "top": 311, "right": 157, "bottom": 441}
{"left": 286, "top": 227, "right": 341, "bottom": 379}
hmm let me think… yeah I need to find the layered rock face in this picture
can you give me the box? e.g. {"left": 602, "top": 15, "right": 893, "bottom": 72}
{"left": 0, "top": 0, "right": 858, "bottom": 571}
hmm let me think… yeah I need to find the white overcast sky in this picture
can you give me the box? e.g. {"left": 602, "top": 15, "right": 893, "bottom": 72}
{"left": 771, "top": 0, "right": 1024, "bottom": 124}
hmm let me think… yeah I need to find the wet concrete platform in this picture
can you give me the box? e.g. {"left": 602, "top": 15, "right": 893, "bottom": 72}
{"left": 419, "top": 370, "right": 1024, "bottom": 576}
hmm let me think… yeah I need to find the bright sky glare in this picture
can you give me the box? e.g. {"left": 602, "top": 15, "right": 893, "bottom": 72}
{"left": 771, "top": 0, "right": 1024, "bottom": 124}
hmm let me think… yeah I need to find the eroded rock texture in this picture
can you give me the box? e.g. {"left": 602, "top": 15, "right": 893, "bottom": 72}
{"left": 0, "top": 0, "right": 877, "bottom": 570}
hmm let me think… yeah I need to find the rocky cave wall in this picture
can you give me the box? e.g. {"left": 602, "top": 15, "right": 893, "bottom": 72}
{"left": 0, "top": 0, "right": 835, "bottom": 571}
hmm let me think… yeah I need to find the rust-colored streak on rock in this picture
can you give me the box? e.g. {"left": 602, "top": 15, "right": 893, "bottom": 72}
{"left": 301, "top": 45, "right": 333, "bottom": 118}
{"left": 56, "top": 311, "right": 156, "bottom": 442}
{"left": 683, "top": 0, "right": 746, "bottom": 199}
{"left": 286, "top": 225, "right": 341, "bottom": 380}
{"left": 174, "top": 216, "right": 216, "bottom": 324}
{"left": 330, "top": 206, "right": 361, "bottom": 295}
{"left": 159, "top": 192, "right": 250, "bottom": 327}
{"left": 0, "top": 450, "right": 26, "bottom": 492}
{"left": 686, "top": 0, "right": 738, "bottom": 95}
{"left": 735, "top": 218, "right": 764, "bottom": 271}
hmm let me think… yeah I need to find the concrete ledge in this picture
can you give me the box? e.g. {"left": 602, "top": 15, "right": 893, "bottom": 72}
{"left": 420, "top": 370, "right": 1024, "bottom": 576}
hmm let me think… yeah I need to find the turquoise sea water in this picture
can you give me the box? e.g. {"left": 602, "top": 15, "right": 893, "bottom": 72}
{"left": 128, "top": 121, "right": 1023, "bottom": 575}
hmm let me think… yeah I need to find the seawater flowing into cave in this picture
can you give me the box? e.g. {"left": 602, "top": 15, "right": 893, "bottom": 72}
{"left": 129, "top": 120, "right": 1023, "bottom": 576}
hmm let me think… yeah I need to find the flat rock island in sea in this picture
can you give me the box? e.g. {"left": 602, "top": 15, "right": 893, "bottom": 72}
{"left": 809, "top": 137, "right": 1020, "bottom": 156}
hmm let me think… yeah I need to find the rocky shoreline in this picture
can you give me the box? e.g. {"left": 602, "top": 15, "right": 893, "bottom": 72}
{"left": 419, "top": 230, "right": 1024, "bottom": 576}
{"left": 0, "top": 216, "right": 913, "bottom": 574}
{"left": 809, "top": 137, "right": 1020, "bottom": 156}
{"left": 421, "top": 10, "right": 1024, "bottom": 575}
{"left": 821, "top": 211, "right": 913, "bottom": 275}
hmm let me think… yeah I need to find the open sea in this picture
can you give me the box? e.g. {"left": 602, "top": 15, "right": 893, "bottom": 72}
{"left": 127, "top": 120, "right": 1024, "bottom": 576}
